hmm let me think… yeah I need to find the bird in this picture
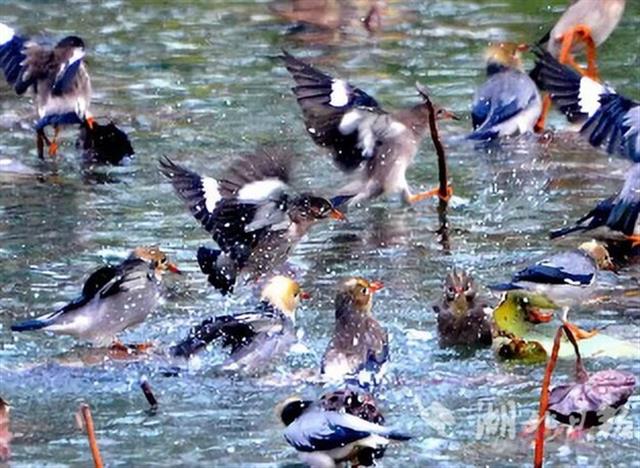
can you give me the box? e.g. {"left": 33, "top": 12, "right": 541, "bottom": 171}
{"left": 533, "top": 0, "right": 626, "bottom": 131}
{"left": 76, "top": 119, "right": 134, "bottom": 165}
{"left": 169, "top": 275, "right": 309, "bottom": 373}
{"left": 281, "top": 50, "right": 459, "bottom": 206}
{"left": 530, "top": 47, "right": 639, "bottom": 162}
{"left": 0, "top": 23, "right": 93, "bottom": 159}
{"left": 489, "top": 241, "right": 614, "bottom": 311}
{"left": 278, "top": 390, "right": 411, "bottom": 468}
{"left": 467, "top": 43, "right": 542, "bottom": 141}
{"left": 550, "top": 163, "right": 640, "bottom": 247}
{"left": 159, "top": 148, "right": 344, "bottom": 295}
{"left": 321, "top": 277, "right": 387, "bottom": 388}
{"left": 11, "top": 247, "right": 180, "bottom": 347}
{"left": 432, "top": 269, "right": 493, "bottom": 348}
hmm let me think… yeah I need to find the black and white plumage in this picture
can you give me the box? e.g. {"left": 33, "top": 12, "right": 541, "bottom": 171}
{"left": 10, "top": 247, "right": 180, "bottom": 346}
{"left": 170, "top": 276, "right": 304, "bottom": 373}
{"left": 279, "top": 392, "right": 411, "bottom": 468}
{"left": 160, "top": 149, "right": 341, "bottom": 295}
{"left": 551, "top": 163, "right": 640, "bottom": 242}
{"left": 282, "top": 51, "right": 457, "bottom": 206}
{"left": 468, "top": 44, "right": 542, "bottom": 141}
{"left": 0, "top": 23, "right": 92, "bottom": 158}
{"left": 531, "top": 48, "right": 639, "bottom": 162}
{"left": 489, "top": 242, "right": 613, "bottom": 308}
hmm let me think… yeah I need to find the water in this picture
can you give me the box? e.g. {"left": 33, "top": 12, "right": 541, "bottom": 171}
{"left": 1, "top": 0, "right": 639, "bottom": 466}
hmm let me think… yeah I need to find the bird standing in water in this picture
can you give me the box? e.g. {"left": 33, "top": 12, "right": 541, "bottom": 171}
{"left": 433, "top": 270, "right": 493, "bottom": 348}
{"left": 160, "top": 148, "right": 344, "bottom": 295}
{"left": 170, "top": 276, "right": 309, "bottom": 373}
{"left": 278, "top": 389, "right": 411, "bottom": 468}
{"left": 468, "top": 43, "right": 541, "bottom": 141}
{"left": 282, "top": 51, "right": 458, "bottom": 207}
{"left": 321, "top": 277, "right": 387, "bottom": 388}
{"left": 0, "top": 23, "right": 94, "bottom": 158}
{"left": 11, "top": 247, "right": 180, "bottom": 347}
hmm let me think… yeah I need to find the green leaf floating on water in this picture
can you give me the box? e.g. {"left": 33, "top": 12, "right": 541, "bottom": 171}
{"left": 493, "top": 291, "right": 640, "bottom": 360}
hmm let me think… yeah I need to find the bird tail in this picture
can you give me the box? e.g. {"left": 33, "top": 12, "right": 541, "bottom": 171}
{"left": 488, "top": 282, "right": 522, "bottom": 292}
{"left": 11, "top": 314, "right": 56, "bottom": 332}
{"left": 170, "top": 316, "right": 223, "bottom": 358}
{"left": 197, "top": 246, "right": 237, "bottom": 295}
{"left": 383, "top": 428, "right": 412, "bottom": 442}
{"left": 330, "top": 194, "right": 356, "bottom": 209}
{"left": 549, "top": 224, "right": 587, "bottom": 239}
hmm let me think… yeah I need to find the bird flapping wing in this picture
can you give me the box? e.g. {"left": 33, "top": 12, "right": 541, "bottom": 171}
{"left": 282, "top": 51, "right": 404, "bottom": 172}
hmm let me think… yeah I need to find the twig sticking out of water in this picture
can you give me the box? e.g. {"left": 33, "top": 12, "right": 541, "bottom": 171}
{"left": 140, "top": 376, "right": 159, "bottom": 411}
{"left": 78, "top": 403, "right": 104, "bottom": 468}
{"left": 0, "top": 397, "right": 11, "bottom": 462}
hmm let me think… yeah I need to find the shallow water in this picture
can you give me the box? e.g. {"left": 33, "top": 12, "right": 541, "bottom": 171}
{"left": 0, "top": 0, "right": 639, "bottom": 466}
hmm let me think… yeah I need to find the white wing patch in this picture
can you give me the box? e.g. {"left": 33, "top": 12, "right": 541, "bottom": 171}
{"left": 329, "top": 79, "right": 350, "bottom": 107}
{"left": 237, "top": 178, "right": 288, "bottom": 202}
{"left": 0, "top": 23, "right": 15, "bottom": 45}
{"left": 338, "top": 110, "right": 362, "bottom": 134}
{"left": 578, "top": 77, "right": 606, "bottom": 117}
{"left": 202, "top": 176, "right": 221, "bottom": 212}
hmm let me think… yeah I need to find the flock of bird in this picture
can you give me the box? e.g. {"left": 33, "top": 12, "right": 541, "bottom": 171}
{"left": 1, "top": 0, "right": 638, "bottom": 466}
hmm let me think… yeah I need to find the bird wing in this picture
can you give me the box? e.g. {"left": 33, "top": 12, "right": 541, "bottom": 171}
{"left": 282, "top": 50, "right": 395, "bottom": 172}
{"left": 0, "top": 24, "right": 45, "bottom": 95}
{"left": 513, "top": 251, "right": 595, "bottom": 286}
{"left": 468, "top": 70, "right": 538, "bottom": 140}
{"left": 607, "top": 164, "right": 640, "bottom": 234}
{"left": 98, "top": 258, "right": 148, "bottom": 299}
{"left": 549, "top": 196, "right": 615, "bottom": 239}
{"left": 52, "top": 47, "right": 86, "bottom": 95}
{"left": 170, "top": 303, "right": 286, "bottom": 357}
{"left": 531, "top": 47, "right": 638, "bottom": 162}
{"left": 285, "top": 411, "right": 376, "bottom": 452}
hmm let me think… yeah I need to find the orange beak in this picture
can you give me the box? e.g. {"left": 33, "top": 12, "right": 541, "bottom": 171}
{"left": 299, "top": 290, "right": 311, "bottom": 300}
{"left": 329, "top": 208, "right": 347, "bottom": 221}
{"left": 444, "top": 110, "right": 461, "bottom": 121}
{"left": 86, "top": 116, "right": 95, "bottom": 130}
{"left": 368, "top": 281, "right": 384, "bottom": 293}
{"left": 166, "top": 263, "right": 182, "bottom": 274}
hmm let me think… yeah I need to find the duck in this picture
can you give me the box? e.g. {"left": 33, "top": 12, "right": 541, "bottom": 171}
{"left": 160, "top": 148, "right": 344, "bottom": 295}
{"left": 433, "top": 269, "right": 493, "bottom": 348}
{"left": 467, "top": 43, "right": 542, "bottom": 141}
{"left": 321, "top": 277, "right": 387, "bottom": 388}
{"left": 489, "top": 241, "right": 614, "bottom": 313}
{"left": 11, "top": 247, "right": 180, "bottom": 347}
{"left": 170, "top": 276, "right": 309, "bottom": 373}
{"left": 278, "top": 389, "right": 411, "bottom": 468}
{"left": 76, "top": 119, "right": 134, "bottom": 165}
{"left": 550, "top": 164, "right": 639, "bottom": 248}
{"left": 0, "top": 23, "right": 93, "bottom": 159}
{"left": 530, "top": 47, "right": 639, "bottom": 162}
{"left": 281, "top": 51, "right": 458, "bottom": 207}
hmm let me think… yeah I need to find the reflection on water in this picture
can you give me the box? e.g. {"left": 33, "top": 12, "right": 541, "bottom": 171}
{"left": 0, "top": 0, "right": 639, "bottom": 466}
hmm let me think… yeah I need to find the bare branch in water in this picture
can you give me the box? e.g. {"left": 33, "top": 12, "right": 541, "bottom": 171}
{"left": 140, "top": 376, "right": 159, "bottom": 411}
{"left": 79, "top": 403, "right": 104, "bottom": 468}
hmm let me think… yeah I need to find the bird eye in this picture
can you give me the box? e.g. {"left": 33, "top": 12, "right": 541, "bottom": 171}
{"left": 360, "top": 287, "right": 368, "bottom": 295}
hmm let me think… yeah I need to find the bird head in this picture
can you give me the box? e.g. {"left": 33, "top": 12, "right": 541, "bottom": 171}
{"left": 289, "top": 194, "right": 346, "bottom": 224}
{"left": 132, "top": 247, "right": 181, "bottom": 280}
{"left": 579, "top": 240, "right": 615, "bottom": 271}
{"left": 276, "top": 396, "right": 313, "bottom": 426}
{"left": 56, "top": 35, "right": 86, "bottom": 51}
{"left": 336, "top": 277, "right": 384, "bottom": 316}
{"left": 485, "top": 42, "right": 528, "bottom": 73}
{"left": 261, "top": 275, "right": 309, "bottom": 320}
{"left": 415, "top": 83, "right": 460, "bottom": 122}
{"left": 443, "top": 269, "right": 477, "bottom": 316}
{"left": 493, "top": 291, "right": 559, "bottom": 337}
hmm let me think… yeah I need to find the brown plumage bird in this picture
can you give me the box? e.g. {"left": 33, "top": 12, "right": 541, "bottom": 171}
{"left": 321, "top": 277, "right": 387, "bottom": 388}
{"left": 433, "top": 270, "right": 493, "bottom": 348}
{"left": 0, "top": 23, "right": 93, "bottom": 158}
{"left": 282, "top": 51, "right": 458, "bottom": 207}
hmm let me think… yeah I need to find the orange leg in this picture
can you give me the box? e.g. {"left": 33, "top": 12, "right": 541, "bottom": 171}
{"left": 558, "top": 24, "right": 600, "bottom": 81}
{"left": 86, "top": 116, "right": 95, "bottom": 130}
{"left": 626, "top": 235, "right": 640, "bottom": 247}
{"left": 534, "top": 94, "right": 552, "bottom": 134}
{"left": 48, "top": 126, "right": 60, "bottom": 157}
{"left": 408, "top": 185, "right": 453, "bottom": 204}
